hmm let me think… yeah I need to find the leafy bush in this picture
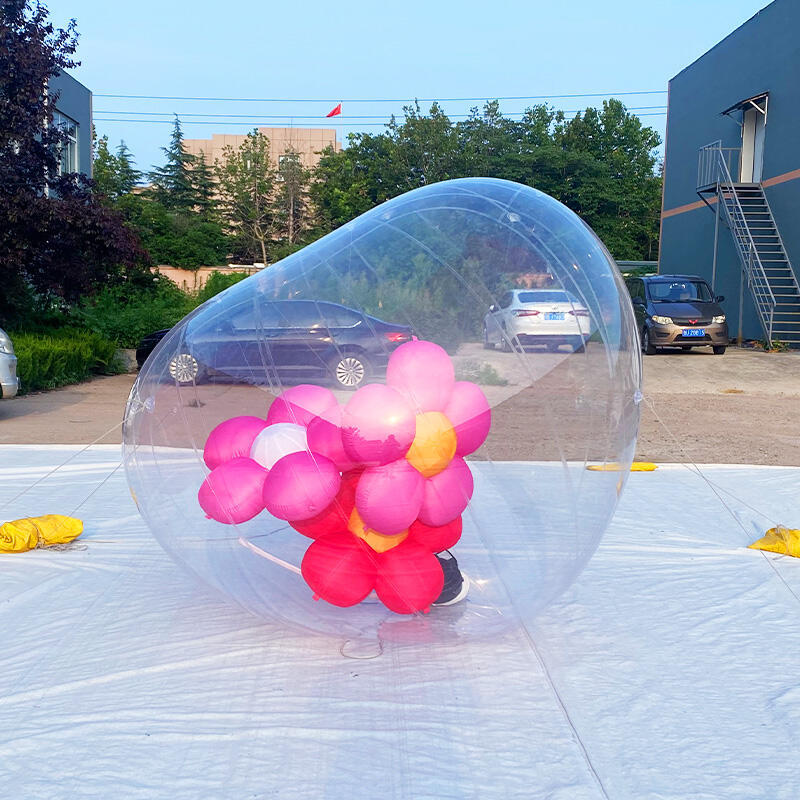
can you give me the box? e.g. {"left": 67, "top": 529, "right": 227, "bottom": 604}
{"left": 196, "top": 270, "right": 250, "bottom": 304}
{"left": 12, "top": 329, "right": 123, "bottom": 394}
{"left": 73, "top": 276, "right": 196, "bottom": 348}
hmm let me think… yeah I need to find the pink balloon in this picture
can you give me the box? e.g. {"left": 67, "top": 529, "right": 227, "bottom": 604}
{"left": 198, "top": 457, "right": 268, "bottom": 524}
{"left": 262, "top": 451, "right": 341, "bottom": 521}
{"left": 444, "top": 381, "right": 492, "bottom": 456}
{"left": 305, "top": 406, "right": 359, "bottom": 472}
{"left": 203, "top": 416, "right": 268, "bottom": 470}
{"left": 355, "top": 459, "right": 425, "bottom": 535}
{"left": 387, "top": 340, "right": 455, "bottom": 412}
{"left": 266, "top": 384, "right": 338, "bottom": 427}
{"left": 418, "top": 456, "right": 474, "bottom": 527}
{"left": 341, "top": 384, "right": 416, "bottom": 466}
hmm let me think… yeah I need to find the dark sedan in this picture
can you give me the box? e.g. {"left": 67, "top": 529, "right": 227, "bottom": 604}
{"left": 136, "top": 299, "right": 414, "bottom": 389}
{"left": 625, "top": 274, "right": 729, "bottom": 355}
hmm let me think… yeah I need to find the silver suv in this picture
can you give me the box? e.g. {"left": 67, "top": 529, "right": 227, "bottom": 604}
{"left": 0, "top": 328, "right": 19, "bottom": 398}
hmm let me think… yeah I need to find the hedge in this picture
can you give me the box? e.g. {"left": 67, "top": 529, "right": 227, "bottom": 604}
{"left": 11, "top": 330, "right": 123, "bottom": 394}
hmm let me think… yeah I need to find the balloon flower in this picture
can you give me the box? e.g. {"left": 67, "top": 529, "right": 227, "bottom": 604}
{"left": 197, "top": 340, "right": 491, "bottom": 614}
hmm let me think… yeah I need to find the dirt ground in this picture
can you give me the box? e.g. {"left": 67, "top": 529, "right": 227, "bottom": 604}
{"left": 1, "top": 344, "right": 799, "bottom": 465}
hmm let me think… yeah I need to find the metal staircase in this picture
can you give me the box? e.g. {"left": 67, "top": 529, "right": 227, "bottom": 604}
{"left": 697, "top": 141, "right": 800, "bottom": 344}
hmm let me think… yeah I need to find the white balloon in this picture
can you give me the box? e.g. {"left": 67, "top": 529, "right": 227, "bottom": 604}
{"left": 249, "top": 423, "right": 308, "bottom": 469}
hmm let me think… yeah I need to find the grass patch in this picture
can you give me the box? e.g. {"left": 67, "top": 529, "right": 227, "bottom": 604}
{"left": 454, "top": 360, "right": 508, "bottom": 386}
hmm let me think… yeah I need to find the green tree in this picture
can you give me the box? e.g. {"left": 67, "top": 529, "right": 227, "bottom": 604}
{"left": 93, "top": 135, "right": 141, "bottom": 200}
{"left": 215, "top": 130, "right": 276, "bottom": 264}
{"left": 275, "top": 150, "right": 311, "bottom": 244}
{"left": 148, "top": 115, "right": 199, "bottom": 212}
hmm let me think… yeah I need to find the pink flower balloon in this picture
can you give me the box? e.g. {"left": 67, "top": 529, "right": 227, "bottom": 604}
{"left": 418, "top": 456, "right": 474, "bottom": 527}
{"left": 203, "top": 416, "right": 268, "bottom": 470}
{"left": 266, "top": 384, "right": 338, "bottom": 427}
{"left": 341, "top": 384, "right": 416, "bottom": 466}
{"left": 387, "top": 340, "right": 455, "bottom": 412}
{"left": 305, "top": 406, "right": 359, "bottom": 472}
{"left": 355, "top": 459, "right": 425, "bottom": 535}
{"left": 262, "top": 451, "right": 341, "bottom": 521}
{"left": 198, "top": 457, "right": 268, "bottom": 524}
{"left": 444, "top": 381, "right": 492, "bottom": 456}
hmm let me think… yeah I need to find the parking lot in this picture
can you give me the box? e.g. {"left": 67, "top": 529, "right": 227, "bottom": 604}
{"left": 1, "top": 345, "right": 799, "bottom": 465}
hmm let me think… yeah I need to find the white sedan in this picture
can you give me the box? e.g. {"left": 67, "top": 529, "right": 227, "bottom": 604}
{"left": 0, "top": 327, "right": 19, "bottom": 398}
{"left": 483, "top": 289, "right": 592, "bottom": 352}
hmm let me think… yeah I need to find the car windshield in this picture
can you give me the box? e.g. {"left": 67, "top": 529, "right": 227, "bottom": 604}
{"left": 648, "top": 280, "right": 713, "bottom": 303}
{"left": 517, "top": 291, "right": 571, "bottom": 304}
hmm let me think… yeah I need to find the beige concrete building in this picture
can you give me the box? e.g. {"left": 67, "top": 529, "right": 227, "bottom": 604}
{"left": 183, "top": 127, "right": 340, "bottom": 169}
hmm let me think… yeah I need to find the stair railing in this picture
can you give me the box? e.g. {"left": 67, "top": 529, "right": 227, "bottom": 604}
{"left": 697, "top": 141, "right": 777, "bottom": 341}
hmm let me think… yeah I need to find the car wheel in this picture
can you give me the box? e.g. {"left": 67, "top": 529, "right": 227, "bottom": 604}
{"left": 500, "top": 328, "right": 512, "bottom": 353}
{"left": 713, "top": 345, "right": 727, "bottom": 355}
{"left": 331, "top": 353, "right": 369, "bottom": 390}
{"left": 483, "top": 325, "right": 495, "bottom": 350}
{"left": 168, "top": 352, "right": 204, "bottom": 384}
{"left": 642, "top": 328, "right": 657, "bottom": 355}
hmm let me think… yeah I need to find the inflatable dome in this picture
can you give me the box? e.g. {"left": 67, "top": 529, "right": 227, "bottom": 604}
{"left": 123, "top": 178, "right": 641, "bottom": 642}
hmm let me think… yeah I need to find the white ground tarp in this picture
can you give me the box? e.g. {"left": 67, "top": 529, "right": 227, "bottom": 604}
{"left": 1, "top": 445, "right": 799, "bottom": 800}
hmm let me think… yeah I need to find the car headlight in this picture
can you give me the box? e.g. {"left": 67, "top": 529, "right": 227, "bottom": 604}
{"left": 712, "top": 315, "right": 726, "bottom": 324}
{"left": 651, "top": 315, "right": 673, "bottom": 325}
{"left": 0, "top": 332, "right": 14, "bottom": 355}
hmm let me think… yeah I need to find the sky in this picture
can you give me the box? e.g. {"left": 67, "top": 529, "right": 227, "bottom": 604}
{"left": 46, "top": 0, "right": 771, "bottom": 174}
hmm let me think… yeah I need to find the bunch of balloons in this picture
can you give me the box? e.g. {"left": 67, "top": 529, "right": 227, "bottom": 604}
{"left": 197, "top": 340, "right": 491, "bottom": 614}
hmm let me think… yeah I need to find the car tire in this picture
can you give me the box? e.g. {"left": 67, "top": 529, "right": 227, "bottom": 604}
{"left": 168, "top": 352, "right": 205, "bottom": 385}
{"left": 713, "top": 345, "right": 727, "bottom": 355}
{"left": 331, "top": 352, "right": 369, "bottom": 390}
{"left": 500, "top": 328, "right": 512, "bottom": 353}
{"left": 642, "top": 328, "right": 657, "bottom": 355}
{"left": 483, "top": 326, "right": 495, "bottom": 350}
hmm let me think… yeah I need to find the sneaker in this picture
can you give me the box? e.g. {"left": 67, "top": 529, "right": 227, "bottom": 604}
{"left": 432, "top": 551, "right": 469, "bottom": 606}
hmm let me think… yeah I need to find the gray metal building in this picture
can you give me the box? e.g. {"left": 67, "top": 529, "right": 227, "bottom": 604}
{"left": 49, "top": 69, "right": 92, "bottom": 178}
{"left": 659, "top": 0, "right": 800, "bottom": 345}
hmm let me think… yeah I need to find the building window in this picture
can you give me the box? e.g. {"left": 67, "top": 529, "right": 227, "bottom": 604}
{"left": 53, "top": 110, "right": 78, "bottom": 175}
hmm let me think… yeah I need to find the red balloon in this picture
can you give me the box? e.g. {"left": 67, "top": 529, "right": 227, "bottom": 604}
{"left": 301, "top": 533, "right": 377, "bottom": 607}
{"left": 407, "top": 517, "right": 463, "bottom": 553}
{"left": 374, "top": 540, "right": 444, "bottom": 614}
{"left": 289, "top": 469, "right": 361, "bottom": 538}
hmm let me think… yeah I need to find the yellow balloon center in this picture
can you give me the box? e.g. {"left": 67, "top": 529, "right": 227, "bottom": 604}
{"left": 348, "top": 508, "right": 408, "bottom": 553}
{"left": 405, "top": 411, "right": 457, "bottom": 478}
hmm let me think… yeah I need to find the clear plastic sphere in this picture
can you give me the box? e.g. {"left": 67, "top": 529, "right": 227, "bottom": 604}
{"left": 123, "top": 178, "right": 641, "bottom": 643}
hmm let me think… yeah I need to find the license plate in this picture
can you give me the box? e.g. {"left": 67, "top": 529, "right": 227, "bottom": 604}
{"left": 545, "top": 312, "right": 564, "bottom": 321}
{"left": 682, "top": 329, "right": 705, "bottom": 337}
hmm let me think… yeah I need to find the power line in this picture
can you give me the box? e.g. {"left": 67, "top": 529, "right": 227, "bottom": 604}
{"left": 94, "top": 106, "right": 669, "bottom": 119}
{"left": 94, "top": 112, "right": 668, "bottom": 127}
{"left": 93, "top": 90, "right": 667, "bottom": 103}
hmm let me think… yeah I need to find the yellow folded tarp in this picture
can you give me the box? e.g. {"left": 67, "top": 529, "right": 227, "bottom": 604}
{"left": 586, "top": 462, "right": 658, "bottom": 472}
{"left": 748, "top": 526, "right": 800, "bottom": 558}
{"left": 0, "top": 515, "right": 83, "bottom": 553}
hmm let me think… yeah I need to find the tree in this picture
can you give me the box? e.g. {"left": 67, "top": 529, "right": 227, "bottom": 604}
{"left": 215, "top": 130, "right": 276, "bottom": 264}
{"left": 93, "top": 135, "right": 141, "bottom": 200}
{"left": 310, "top": 100, "right": 662, "bottom": 260}
{"left": 275, "top": 150, "right": 311, "bottom": 244}
{"left": 0, "top": 1, "right": 148, "bottom": 322}
{"left": 148, "top": 115, "right": 200, "bottom": 212}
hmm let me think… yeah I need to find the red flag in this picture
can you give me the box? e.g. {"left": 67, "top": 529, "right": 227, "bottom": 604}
{"left": 326, "top": 103, "right": 342, "bottom": 118}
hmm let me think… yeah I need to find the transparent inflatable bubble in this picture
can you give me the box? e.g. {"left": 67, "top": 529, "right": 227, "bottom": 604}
{"left": 123, "top": 178, "right": 641, "bottom": 643}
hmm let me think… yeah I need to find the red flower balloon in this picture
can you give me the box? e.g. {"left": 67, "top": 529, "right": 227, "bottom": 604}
{"left": 301, "top": 533, "right": 377, "bottom": 607}
{"left": 407, "top": 517, "right": 463, "bottom": 553}
{"left": 374, "top": 540, "right": 444, "bottom": 614}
